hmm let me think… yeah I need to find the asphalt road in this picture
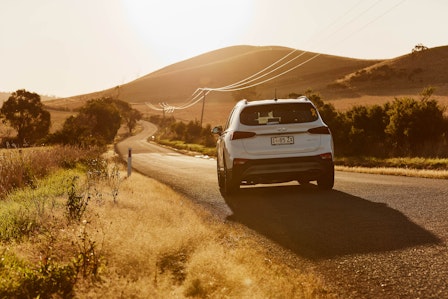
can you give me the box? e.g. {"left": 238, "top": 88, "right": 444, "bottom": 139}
{"left": 116, "top": 121, "right": 448, "bottom": 299}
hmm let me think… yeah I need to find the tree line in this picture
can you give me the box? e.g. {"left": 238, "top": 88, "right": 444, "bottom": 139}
{"left": 0, "top": 89, "right": 142, "bottom": 148}
{"left": 151, "top": 87, "right": 447, "bottom": 158}
{"left": 299, "top": 88, "right": 448, "bottom": 157}
{"left": 149, "top": 115, "right": 216, "bottom": 147}
{"left": 2, "top": 88, "right": 447, "bottom": 158}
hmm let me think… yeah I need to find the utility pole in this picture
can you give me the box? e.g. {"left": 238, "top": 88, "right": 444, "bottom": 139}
{"left": 200, "top": 89, "right": 206, "bottom": 127}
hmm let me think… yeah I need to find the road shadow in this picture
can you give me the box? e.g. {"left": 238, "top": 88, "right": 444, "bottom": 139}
{"left": 224, "top": 184, "right": 441, "bottom": 260}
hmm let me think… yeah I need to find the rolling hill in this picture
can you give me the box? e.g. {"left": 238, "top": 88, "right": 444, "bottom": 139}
{"left": 36, "top": 45, "right": 448, "bottom": 124}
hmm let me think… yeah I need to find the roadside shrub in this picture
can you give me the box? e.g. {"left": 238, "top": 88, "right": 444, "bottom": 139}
{"left": 154, "top": 116, "right": 216, "bottom": 149}
{"left": 0, "top": 169, "right": 76, "bottom": 241}
{"left": 50, "top": 98, "right": 122, "bottom": 147}
{"left": 0, "top": 156, "right": 112, "bottom": 295}
{"left": 0, "top": 249, "right": 77, "bottom": 298}
{"left": 289, "top": 88, "right": 448, "bottom": 158}
{"left": 0, "top": 202, "right": 37, "bottom": 241}
{"left": 184, "top": 120, "right": 202, "bottom": 143}
{"left": 66, "top": 176, "right": 89, "bottom": 223}
{"left": 386, "top": 96, "right": 446, "bottom": 156}
{"left": 0, "top": 146, "right": 103, "bottom": 200}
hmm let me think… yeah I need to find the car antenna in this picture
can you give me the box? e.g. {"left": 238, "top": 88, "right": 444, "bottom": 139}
{"left": 274, "top": 88, "right": 277, "bottom": 101}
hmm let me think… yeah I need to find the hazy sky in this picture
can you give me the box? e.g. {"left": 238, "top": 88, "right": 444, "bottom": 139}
{"left": 1, "top": 0, "right": 447, "bottom": 97}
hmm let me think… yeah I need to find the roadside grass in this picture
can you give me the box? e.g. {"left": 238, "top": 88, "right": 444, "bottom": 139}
{"left": 156, "top": 139, "right": 216, "bottom": 157}
{"left": 1, "top": 150, "right": 334, "bottom": 298}
{"left": 0, "top": 146, "right": 103, "bottom": 199}
{"left": 87, "top": 171, "right": 332, "bottom": 298}
{"left": 335, "top": 165, "right": 448, "bottom": 179}
{"left": 334, "top": 156, "right": 448, "bottom": 170}
{"left": 334, "top": 156, "right": 448, "bottom": 179}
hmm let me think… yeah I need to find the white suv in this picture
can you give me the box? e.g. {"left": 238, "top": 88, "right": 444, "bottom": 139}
{"left": 212, "top": 97, "right": 334, "bottom": 196}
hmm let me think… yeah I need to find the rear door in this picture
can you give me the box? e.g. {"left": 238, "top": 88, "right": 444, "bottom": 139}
{"left": 238, "top": 102, "right": 323, "bottom": 156}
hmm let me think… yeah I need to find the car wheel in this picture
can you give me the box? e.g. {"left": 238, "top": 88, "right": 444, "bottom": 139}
{"left": 217, "top": 164, "right": 225, "bottom": 189}
{"left": 317, "top": 168, "right": 334, "bottom": 190}
{"left": 219, "top": 162, "right": 239, "bottom": 197}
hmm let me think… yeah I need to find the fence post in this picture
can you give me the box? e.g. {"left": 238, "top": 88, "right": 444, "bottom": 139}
{"left": 127, "top": 148, "right": 132, "bottom": 177}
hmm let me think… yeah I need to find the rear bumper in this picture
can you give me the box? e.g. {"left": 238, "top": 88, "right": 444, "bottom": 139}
{"left": 232, "top": 155, "right": 334, "bottom": 184}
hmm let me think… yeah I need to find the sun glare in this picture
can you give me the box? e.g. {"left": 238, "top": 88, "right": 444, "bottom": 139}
{"left": 122, "top": 0, "right": 254, "bottom": 62}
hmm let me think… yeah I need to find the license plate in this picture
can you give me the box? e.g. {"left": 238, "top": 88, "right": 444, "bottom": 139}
{"left": 271, "top": 136, "right": 294, "bottom": 145}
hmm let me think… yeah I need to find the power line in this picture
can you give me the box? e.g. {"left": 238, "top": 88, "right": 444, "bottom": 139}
{"left": 203, "top": 53, "right": 322, "bottom": 93}
{"left": 146, "top": 0, "right": 407, "bottom": 113}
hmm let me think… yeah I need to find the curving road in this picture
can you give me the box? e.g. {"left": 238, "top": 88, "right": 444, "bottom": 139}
{"left": 116, "top": 121, "right": 448, "bottom": 298}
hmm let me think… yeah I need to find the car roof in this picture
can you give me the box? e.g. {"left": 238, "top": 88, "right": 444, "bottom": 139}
{"left": 236, "top": 96, "right": 313, "bottom": 108}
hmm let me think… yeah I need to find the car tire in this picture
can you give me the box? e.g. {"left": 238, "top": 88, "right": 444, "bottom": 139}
{"left": 217, "top": 164, "right": 225, "bottom": 190}
{"left": 219, "top": 161, "right": 239, "bottom": 197}
{"left": 317, "top": 168, "right": 334, "bottom": 190}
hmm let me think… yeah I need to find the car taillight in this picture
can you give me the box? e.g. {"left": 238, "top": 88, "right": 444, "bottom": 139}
{"left": 319, "top": 152, "right": 333, "bottom": 160}
{"left": 308, "top": 126, "right": 331, "bottom": 134}
{"left": 231, "top": 131, "right": 256, "bottom": 140}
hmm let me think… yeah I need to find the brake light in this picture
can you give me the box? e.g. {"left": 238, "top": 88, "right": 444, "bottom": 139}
{"left": 231, "top": 131, "right": 256, "bottom": 140}
{"left": 320, "top": 153, "right": 333, "bottom": 160}
{"left": 308, "top": 126, "right": 331, "bottom": 134}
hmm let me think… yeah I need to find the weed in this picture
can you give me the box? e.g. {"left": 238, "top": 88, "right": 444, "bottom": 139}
{"left": 0, "top": 248, "right": 77, "bottom": 298}
{"left": 0, "top": 204, "right": 37, "bottom": 241}
{"left": 73, "top": 220, "right": 104, "bottom": 280}
{"left": 107, "top": 163, "right": 121, "bottom": 203}
{"left": 66, "top": 176, "right": 89, "bottom": 223}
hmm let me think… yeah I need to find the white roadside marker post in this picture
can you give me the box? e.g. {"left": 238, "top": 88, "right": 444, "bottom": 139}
{"left": 127, "top": 148, "right": 132, "bottom": 177}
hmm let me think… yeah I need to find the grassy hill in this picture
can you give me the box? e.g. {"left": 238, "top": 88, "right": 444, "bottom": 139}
{"left": 40, "top": 44, "right": 448, "bottom": 125}
{"left": 337, "top": 46, "right": 448, "bottom": 95}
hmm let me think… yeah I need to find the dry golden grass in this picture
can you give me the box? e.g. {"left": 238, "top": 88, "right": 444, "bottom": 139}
{"left": 75, "top": 169, "right": 334, "bottom": 298}
{"left": 0, "top": 148, "right": 335, "bottom": 298}
{"left": 336, "top": 165, "right": 448, "bottom": 179}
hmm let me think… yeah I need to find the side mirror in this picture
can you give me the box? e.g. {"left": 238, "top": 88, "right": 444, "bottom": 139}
{"left": 211, "top": 126, "right": 223, "bottom": 135}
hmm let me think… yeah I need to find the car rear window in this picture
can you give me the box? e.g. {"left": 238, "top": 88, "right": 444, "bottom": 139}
{"left": 240, "top": 103, "right": 318, "bottom": 126}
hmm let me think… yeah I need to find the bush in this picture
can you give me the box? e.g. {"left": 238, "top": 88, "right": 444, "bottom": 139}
{"left": 290, "top": 89, "right": 448, "bottom": 158}
{"left": 153, "top": 116, "right": 216, "bottom": 149}
{"left": 0, "top": 250, "right": 77, "bottom": 299}
{"left": 50, "top": 98, "right": 122, "bottom": 147}
{"left": 386, "top": 97, "right": 445, "bottom": 156}
{"left": 0, "top": 146, "right": 103, "bottom": 200}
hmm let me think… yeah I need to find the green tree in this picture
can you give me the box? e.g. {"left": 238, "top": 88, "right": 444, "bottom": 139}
{"left": 103, "top": 98, "right": 142, "bottom": 134}
{"left": 124, "top": 108, "right": 142, "bottom": 134}
{"left": 54, "top": 98, "right": 121, "bottom": 147}
{"left": 184, "top": 120, "right": 202, "bottom": 143}
{"left": 386, "top": 95, "right": 445, "bottom": 155}
{"left": 345, "top": 105, "right": 388, "bottom": 156}
{"left": 201, "top": 123, "right": 216, "bottom": 147}
{"left": 412, "top": 43, "right": 428, "bottom": 54}
{"left": 0, "top": 89, "right": 50, "bottom": 145}
{"left": 171, "top": 121, "right": 186, "bottom": 140}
